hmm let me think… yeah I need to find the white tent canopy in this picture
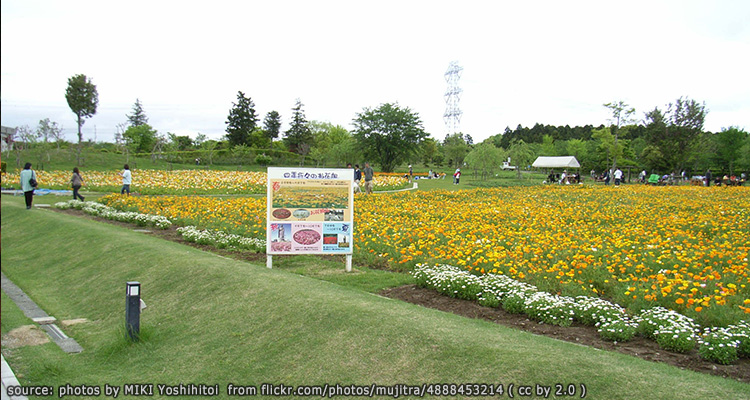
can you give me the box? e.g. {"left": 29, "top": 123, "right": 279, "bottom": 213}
{"left": 532, "top": 156, "right": 580, "bottom": 169}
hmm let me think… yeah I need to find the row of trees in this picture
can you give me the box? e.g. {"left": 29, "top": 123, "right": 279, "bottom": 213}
{"left": 480, "top": 98, "right": 748, "bottom": 177}
{"left": 8, "top": 75, "right": 749, "bottom": 176}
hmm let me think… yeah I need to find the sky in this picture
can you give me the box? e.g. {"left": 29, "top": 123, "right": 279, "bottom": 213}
{"left": 2, "top": 0, "right": 749, "bottom": 144}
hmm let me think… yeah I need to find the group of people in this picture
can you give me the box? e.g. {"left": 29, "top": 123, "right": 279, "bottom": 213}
{"left": 634, "top": 169, "right": 747, "bottom": 187}
{"left": 18, "top": 163, "right": 133, "bottom": 209}
{"left": 703, "top": 169, "right": 746, "bottom": 187}
{"left": 593, "top": 168, "right": 624, "bottom": 185}
{"left": 548, "top": 170, "right": 583, "bottom": 185}
{"left": 348, "top": 162, "right": 374, "bottom": 194}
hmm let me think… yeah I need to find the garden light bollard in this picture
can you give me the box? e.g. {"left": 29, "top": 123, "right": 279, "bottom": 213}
{"left": 125, "top": 281, "right": 141, "bottom": 341}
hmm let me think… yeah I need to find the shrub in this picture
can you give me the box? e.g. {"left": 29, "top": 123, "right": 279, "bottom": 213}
{"left": 597, "top": 317, "right": 639, "bottom": 342}
{"left": 697, "top": 327, "right": 740, "bottom": 364}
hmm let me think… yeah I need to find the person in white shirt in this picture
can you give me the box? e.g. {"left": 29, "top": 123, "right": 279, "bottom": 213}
{"left": 120, "top": 164, "right": 132, "bottom": 195}
{"left": 614, "top": 168, "right": 623, "bottom": 186}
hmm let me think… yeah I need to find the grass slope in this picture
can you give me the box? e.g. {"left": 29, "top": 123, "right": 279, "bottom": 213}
{"left": 1, "top": 195, "right": 748, "bottom": 399}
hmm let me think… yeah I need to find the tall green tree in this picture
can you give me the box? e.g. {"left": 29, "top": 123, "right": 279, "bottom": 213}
{"left": 263, "top": 110, "right": 282, "bottom": 140}
{"left": 420, "top": 138, "right": 440, "bottom": 166}
{"left": 603, "top": 101, "right": 636, "bottom": 171}
{"left": 352, "top": 103, "right": 427, "bottom": 172}
{"left": 65, "top": 73, "right": 99, "bottom": 165}
{"left": 127, "top": 98, "right": 149, "bottom": 127}
{"left": 283, "top": 99, "right": 314, "bottom": 156}
{"left": 644, "top": 97, "right": 707, "bottom": 172}
{"left": 566, "top": 139, "right": 589, "bottom": 167}
{"left": 713, "top": 127, "right": 748, "bottom": 175}
{"left": 442, "top": 133, "right": 470, "bottom": 168}
{"left": 464, "top": 142, "right": 504, "bottom": 179}
{"left": 225, "top": 91, "right": 258, "bottom": 146}
{"left": 507, "top": 139, "right": 534, "bottom": 178}
{"left": 539, "top": 134, "right": 556, "bottom": 156}
{"left": 168, "top": 133, "right": 194, "bottom": 151}
{"left": 591, "top": 127, "right": 618, "bottom": 169}
{"left": 123, "top": 124, "right": 158, "bottom": 154}
{"left": 327, "top": 136, "right": 358, "bottom": 167}
{"left": 308, "top": 121, "right": 351, "bottom": 166}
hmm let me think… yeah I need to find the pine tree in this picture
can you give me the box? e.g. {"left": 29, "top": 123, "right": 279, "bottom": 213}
{"left": 263, "top": 110, "right": 282, "bottom": 140}
{"left": 225, "top": 91, "right": 258, "bottom": 147}
{"left": 283, "top": 99, "right": 313, "bottom": 154}
{"left": 127, "top": 99, "right": 149, "bottom": 127}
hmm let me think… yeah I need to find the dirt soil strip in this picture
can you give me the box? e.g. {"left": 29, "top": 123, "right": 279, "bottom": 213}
{"left": 50, "top": 206, "right": 750, "bottom": 383}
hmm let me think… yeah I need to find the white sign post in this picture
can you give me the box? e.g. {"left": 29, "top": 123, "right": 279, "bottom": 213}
{"left": 266, "top": 167, "right": 354, "bottom": 271}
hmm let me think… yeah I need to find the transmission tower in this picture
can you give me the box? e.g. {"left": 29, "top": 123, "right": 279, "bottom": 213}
{"left": 444, "top": 61, "right": 463, "bottom": 134}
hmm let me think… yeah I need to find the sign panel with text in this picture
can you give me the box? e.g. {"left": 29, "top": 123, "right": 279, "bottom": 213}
{"left": 266, "top": 168, "right": 354, "bottom": 255}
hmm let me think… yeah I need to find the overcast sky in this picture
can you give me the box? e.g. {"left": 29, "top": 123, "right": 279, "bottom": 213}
{"left": 2, "top": 0, "right": 749, "bottom": 144}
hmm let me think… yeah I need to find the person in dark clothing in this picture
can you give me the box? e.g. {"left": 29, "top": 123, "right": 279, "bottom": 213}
{"left": 70, "top": 167, "right": 85, "bottom": 201}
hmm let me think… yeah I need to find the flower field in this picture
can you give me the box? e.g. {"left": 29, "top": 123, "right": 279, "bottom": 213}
{"left": 1, "top": 169, "right": 408, "bottom": 194}
{"left": 100, "top": 185, "right": 749, "bottom": 327}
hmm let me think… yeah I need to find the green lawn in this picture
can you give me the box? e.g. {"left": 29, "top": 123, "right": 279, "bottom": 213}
{"left": 1, "top": 195, "right": 748, "bottom": 399}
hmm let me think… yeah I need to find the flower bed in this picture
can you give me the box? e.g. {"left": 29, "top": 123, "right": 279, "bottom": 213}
{"left": 2, "top": 169, "right": 408, "bottom": 194}
{"left": 53, "top": 200, "right": 264, "bottom": 252}
{"left": 412, "top": 263, "right": 749, "bottom": 364}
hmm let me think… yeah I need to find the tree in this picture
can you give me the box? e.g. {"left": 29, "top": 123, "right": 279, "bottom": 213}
{"left": 566, "top": 139, "right": 588, "bottom": 168}
{"left": 283, "top": 99, "right": 314, "bottom": 156}
{"left": 194, "top": 133, "right": 207, "bottom": 147}
{"left": 123, "top": 124, "right": 158, "bottom": 154}
{"left": 225, "top": 91, "right": 258, "bottom": 146}
{"left": 644, "top": 97, "right": 707, "bottom": 172}
{"left": 736, "top": 134, "right": 750, "bottom": 173}
{"left": 352, "top": 103, "right": 427, "bottom": 172}
{"left": 464, "top": 142, "right": 504, "bottom": 179}
{"left": 328, "top": 135, "right": 358, "bottom": 167}
{"left": 168, "top": 133, "right": 194, "bottom": 151}
{"left": 37, "top": 118, "right": 64, "bottom": 152}
{"left": 308, "top": 121, "right": 351, "bottom": 166}
{"left": 603, "top": 101, "right": 636, "bottom": 171}
{"left": 442, "top": 133, "right": 469, "bottom": 168}
{"left": 507, "top": 139, "right": 534, "bottom": 178}
{"left": 539, "top": 134, "right": 556, "bottom": 156}
{"left": 13, "top": 125, "right": 35, "bottom": 168}
{"left": 201, "top": 139, "right": 219, "bottom": 165}
{"left": 420, "top": 138, "right": 439, "bottom": 166}
{"left": 247, "top": 128, "right": 271, "bottom": 149}
{"left": 65, "top": 74, "right": 98, "bottom": 165}
{"left": 591, "top": 127, "right": 618, "bottom": 169}
{"left": 127, "top": 99, "right": 149, "bottom": 127}
{"left": 713, "top": 127, "right": 748, "bottom": 175}
{"left": 263, "top": 110, "right": 282, "bottom": 140}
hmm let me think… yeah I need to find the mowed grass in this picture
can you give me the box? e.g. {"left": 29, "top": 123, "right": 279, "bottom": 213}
{"left": 1, "top": 195, "right": 748, "bottom": 399}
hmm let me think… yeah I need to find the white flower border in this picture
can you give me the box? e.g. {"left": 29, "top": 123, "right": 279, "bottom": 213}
{"left": 412, "top": 263, "right": 748, "bottom": 364}
{"left": 54, "top": 200, "right": 265, "bottom": 252}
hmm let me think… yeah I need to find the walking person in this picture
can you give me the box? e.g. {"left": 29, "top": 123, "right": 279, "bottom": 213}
{"left": 70, "top": 167, "right": 85, "bottom": 201}
{"left": 454, "top": 168, "right": 461, "bottom": 185}
{"left": 19, "top": 162, "right": 37, "bottom": 209}
{"left": 363, "top": 162, "right": 374, "bottom": 195}
{"left": 120, "top": 164, "right": 132, "bottom": 195}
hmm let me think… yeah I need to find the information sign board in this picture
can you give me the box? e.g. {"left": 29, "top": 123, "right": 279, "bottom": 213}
{"left": 266, "top": 167, "right": 354, "bottom": 256}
